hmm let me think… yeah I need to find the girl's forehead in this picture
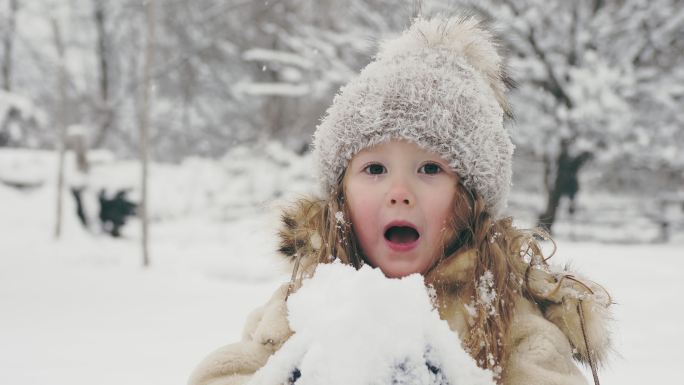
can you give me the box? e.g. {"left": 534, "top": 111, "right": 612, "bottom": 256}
{"left": 353, "top": 139, "right": 440, "bottom": 158}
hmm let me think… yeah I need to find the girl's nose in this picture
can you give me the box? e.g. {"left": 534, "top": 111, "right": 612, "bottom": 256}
{"left": 387, "top": 181, "right": 415, "bottom": 207}
{"left": 390, "top": 197, "right": 411, "bottom": 205}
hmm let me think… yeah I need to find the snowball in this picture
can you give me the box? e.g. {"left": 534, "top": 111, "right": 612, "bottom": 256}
{"left": 248, "top": 262, "right": 495, "bottom": 385}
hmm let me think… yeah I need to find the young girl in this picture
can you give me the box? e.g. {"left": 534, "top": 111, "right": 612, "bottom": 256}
{"left": 189, "top": 16, "right": 612, "bottom": 385}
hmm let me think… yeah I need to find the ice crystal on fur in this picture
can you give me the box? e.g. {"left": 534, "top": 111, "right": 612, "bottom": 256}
{"left": 477, "top": 270, "right": 497, "bottom": 316}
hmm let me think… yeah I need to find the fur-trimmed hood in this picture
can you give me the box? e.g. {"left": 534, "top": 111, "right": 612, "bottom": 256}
{"left": 277, "top": 200, "right": 614, "bottom": 370}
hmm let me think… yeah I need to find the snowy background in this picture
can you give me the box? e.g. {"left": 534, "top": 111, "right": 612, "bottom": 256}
{"left": 1, "top": 0, "right": 683, "bottom": 385}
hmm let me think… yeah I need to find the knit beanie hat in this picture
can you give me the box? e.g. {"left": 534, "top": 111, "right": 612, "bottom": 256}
{"left": 312, "top": 16, "right": 514, "bottom": 218}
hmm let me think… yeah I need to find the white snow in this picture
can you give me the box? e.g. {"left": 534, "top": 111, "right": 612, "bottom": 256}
{"left": 242, "top": 48, "right": 314, "bottom": 69}
{"left": 0, "top": 90, "right": 46, "bottom": 126}
{"left": 0, "top": 148, "right": 682, "bottom": 385}
{"left": 233, "top": 82, "right": 310, "bottom": 97}
{"left": 249, "top": 262, "right": 495, "bottom": 385}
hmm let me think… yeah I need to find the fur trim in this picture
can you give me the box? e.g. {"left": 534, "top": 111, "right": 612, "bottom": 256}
{"left": 277, "top": 200, "right": 324, "bottom": 274}
{"left": 425, "top": 249, "right": 478, "bottom": 286}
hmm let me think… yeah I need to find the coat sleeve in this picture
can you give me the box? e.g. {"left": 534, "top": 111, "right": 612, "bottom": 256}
{"left": 503, "top": 299, "right": 589, "bottom": 385}
{"left": 187, "top": 283, "right": 293, "bottom": 385}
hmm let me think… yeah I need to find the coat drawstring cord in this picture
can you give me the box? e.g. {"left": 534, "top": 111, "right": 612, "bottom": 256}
{"left": 286, "top": 253, "right": 303, "bottom": 300}
{"left": 577, "top": 299, "right": 600, "bottom": 385}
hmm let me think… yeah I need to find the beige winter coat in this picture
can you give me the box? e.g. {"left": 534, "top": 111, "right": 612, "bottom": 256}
{"left": 188, "top": 210, "right": 612, "bottom": 385}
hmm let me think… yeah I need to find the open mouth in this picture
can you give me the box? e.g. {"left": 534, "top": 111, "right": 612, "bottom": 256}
{"left": 384, "top": 226, "right": 420, "bottom": 244}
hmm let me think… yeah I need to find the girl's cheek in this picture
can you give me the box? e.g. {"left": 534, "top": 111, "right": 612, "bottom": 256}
{"left": 352, "top": 207, "right": 375, "bottom": 234}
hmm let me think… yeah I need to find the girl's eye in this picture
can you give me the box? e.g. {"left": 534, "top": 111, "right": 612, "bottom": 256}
{"left": 419, "top": 162, "right": 443, "bottom": 175}
{"left": 364, "top": 163, "right": 386, "bottom": 175}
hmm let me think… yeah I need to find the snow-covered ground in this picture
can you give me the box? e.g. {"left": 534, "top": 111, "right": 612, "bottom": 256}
{"left": 1, "top": 149, "right": 682, "bottom": 385}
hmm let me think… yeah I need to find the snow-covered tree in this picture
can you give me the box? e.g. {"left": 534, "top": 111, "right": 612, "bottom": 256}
{"left": 3, "top": 0, "right": 681, "bottom": 224}
{"left": 1, "top": 0, "right": 19, "bottom": 92}
{"left": 152, "top": 0, "right": 413, "bottom": 155}
{"left": 456, "top": 0, "right": 684, "bottom": 231}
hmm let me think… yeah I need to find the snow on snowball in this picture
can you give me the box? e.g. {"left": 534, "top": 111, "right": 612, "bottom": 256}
{"left": 248, "top": 262, "right": 495, "bottom": 385}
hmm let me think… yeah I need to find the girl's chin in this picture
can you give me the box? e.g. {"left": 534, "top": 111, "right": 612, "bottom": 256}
{"left": 364, "top": 247, "right": 434, "bottom": 278}
{"left": 375, "top": 259, "right": 426, "bottom": 278}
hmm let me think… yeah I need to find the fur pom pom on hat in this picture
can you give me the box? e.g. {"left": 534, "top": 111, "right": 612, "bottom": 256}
{"left": 312, "top": 16, "right": 515, "bottom": 218}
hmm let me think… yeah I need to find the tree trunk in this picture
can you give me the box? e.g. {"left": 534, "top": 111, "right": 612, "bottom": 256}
{"left": 139, "top": 0, "right": 156, "bottom": 267}
{"left": 542, "top": 153, "right": 552, "bottom": 197}
{"left": 537, "top": 141, "right": 592, "bottom": 233}
{"left": 52, "top": 18, "right": 67, "bottom": 239}
{"left": 2, "top": 0, "right": 18, "bottom": 91}
{"left": 537, "top": 173, "right": 564, "bottom": 234}
{"left": 91, "top": 0, "right": 113, "bottom": 148}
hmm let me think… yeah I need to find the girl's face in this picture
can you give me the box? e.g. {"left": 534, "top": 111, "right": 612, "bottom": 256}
{"left": 344, "top": 140, "right": 458, "bottom": 278}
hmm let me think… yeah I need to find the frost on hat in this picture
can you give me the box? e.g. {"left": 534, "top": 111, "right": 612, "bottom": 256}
{"left": 312, "top": 16, "right": 514, "bottom": 218}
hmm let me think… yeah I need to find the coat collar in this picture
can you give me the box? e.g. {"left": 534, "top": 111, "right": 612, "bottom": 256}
{"left": 425, "top": 248, "right": 478, "bottom": 288}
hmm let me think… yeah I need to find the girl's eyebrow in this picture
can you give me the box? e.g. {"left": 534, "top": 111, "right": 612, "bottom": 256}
{"left": 353, "top": 152, "right": 384, "bottom": 163}
{"left": 421, "top": 157, "right": 449, "bottom": 165}
{"left": 349, "top": 155, "right": 379, "bottom": 171}
{"left": 423, "top": 156, "right": 445, "bottom": 162}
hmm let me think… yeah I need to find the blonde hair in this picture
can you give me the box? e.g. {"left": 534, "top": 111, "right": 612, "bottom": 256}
{"left": 436, "top": 181, "right": 549, "bottom": 376}
{"left": 281, "top": 175, "right": 561, "bottom": 381}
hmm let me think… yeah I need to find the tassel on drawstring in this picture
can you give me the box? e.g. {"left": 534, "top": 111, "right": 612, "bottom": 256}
{"left": 577, "top": 299, "right": 600, "bottom": 385}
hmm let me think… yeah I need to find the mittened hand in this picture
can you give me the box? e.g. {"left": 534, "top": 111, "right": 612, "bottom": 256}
{"left": 188, "top": 284, "right": 296, "bottom": 385}
{"left": 187, "top": 340, "right": 274, "bottom": 385}
{"left": 242, "top": 283, "right": 293, "bottom": 352}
